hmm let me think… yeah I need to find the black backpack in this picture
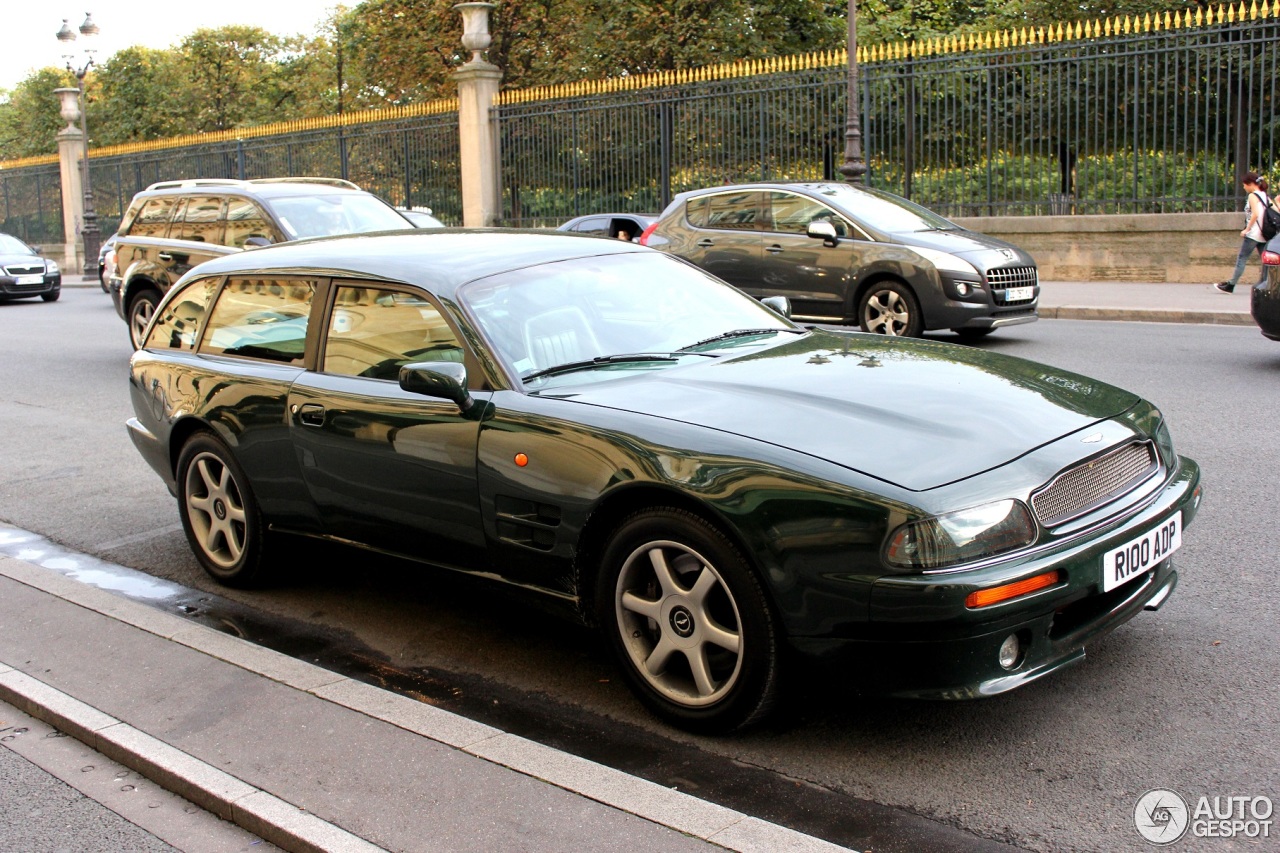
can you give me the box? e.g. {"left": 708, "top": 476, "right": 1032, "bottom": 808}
{"left": 1262, "top": 196, "right": 1280, "bottom": 242}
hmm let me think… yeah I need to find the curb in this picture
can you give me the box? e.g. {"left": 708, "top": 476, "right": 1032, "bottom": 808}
{"left": 0, "top": 555, "right": 853, "bottom": 853}
{"left": 1038, "top": 306, "right": 1254, "bottom": 326}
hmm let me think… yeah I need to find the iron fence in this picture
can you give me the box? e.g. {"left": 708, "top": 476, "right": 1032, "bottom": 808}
{"left": 497, "top": 16, "right": 1280, "bottom": 225}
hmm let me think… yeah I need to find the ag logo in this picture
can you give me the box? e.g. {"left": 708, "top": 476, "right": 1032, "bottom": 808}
{"left": 1135, "top": 789, "right": 1190, "bottom": 844}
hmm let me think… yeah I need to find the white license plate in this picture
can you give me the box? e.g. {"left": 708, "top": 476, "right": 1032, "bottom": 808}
{"left": 1005, "top": 285, "right": 1034, "bottom": 302}
{"left": 1102, "top": 512, "right": 1181, "bottom": 592}
{"left": 14, "top": 274, "right": 43, "bottom": 285}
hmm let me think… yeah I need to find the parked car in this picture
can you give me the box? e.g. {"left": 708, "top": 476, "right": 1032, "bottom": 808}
{"left": 558, "top": 213, "right": 656, "bottom": 242}
{"left": 126, "top": 231, "right": 1200, "bottom": 732}
{"left": 1251, "top": 235, "right": 1280, "bottom": 340}
{"left": 110, "top": 177, "right": 414, "bottom": 347}
{"left": 0, "top": 233, "right": 61, "bottom": 303}
{"left": 641, "top": 182, "right": 1039, "bottom": 338}
{"left": 398, "top": 208, "right": 446, "bottom": 228}
{"left": 97, "top": 232, "right": 119, "bottom": 292}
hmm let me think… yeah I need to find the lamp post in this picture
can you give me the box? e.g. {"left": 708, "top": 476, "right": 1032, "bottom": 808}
{"left": 838, "top": 0, "right": 868, "bottom": 184}
{"left": 56, "top": 13, "right": 101, "bottom": 276}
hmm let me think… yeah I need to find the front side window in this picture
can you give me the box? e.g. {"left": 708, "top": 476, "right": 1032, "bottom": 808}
{"left": 224, "top": 199, "right": 281, "bottom": 249}
{"left": 323, "top": 286, "right": 464, "bottom": 381}
{"left": 144, "top": 277, "right": 220, "bottom": 351}
{"left": 129, "top": 197, "right": 178, "bottom": 238}
{"left": 769, "top": 192, "right": 850, "bottom": 237}
{"left": 169, "top": 196, "right": 225, "bottom": 244}
{"left": 199, "top": 278, "right": 315, "bottom": 364}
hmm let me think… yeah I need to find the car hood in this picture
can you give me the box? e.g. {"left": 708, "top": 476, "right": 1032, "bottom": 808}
{"left": 890, "top": 229, "right": 1035, "bottom": 267}
{"left": 552, "top": 331, "right": 1139, "bottom": 491}
{"left": 0, "top": 253, "right": 46, "bottom": 268}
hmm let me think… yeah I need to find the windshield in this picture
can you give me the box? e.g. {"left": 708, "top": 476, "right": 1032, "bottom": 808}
{"left": 0, "top": 234, "right": 34, "bottom": 255}
{"left": 268, "top": 194, "right": 411, "bottom": 239}
{"left": 460, "top": 253, "right": 795, "bottom": 387}
{"left": 813, "top": 184, "right": 959, "bottom": 233}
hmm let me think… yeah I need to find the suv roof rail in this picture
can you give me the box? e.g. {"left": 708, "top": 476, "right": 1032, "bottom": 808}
{"left": 247, "top": 177, "right": 362, "bottom": 190}
{"left": 145, "top": 178, "right": 248, "bottom": 191}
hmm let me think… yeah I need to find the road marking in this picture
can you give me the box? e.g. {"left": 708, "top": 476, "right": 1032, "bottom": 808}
{"left": 97, "top": 523, "right": 184, "bottom": 551}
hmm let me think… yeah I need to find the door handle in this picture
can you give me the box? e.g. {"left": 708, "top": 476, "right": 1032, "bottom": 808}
{"left": 297, "top": 403, "right": 326, "bottom": 427}
{"left": 696, "top": 238, "right": 714, "bottom": 248}
{"left": 156, "top": 252, "right": 173, "bottom": 262}
{"left": 765, "top": 245, "right": 785, "bottom": 254}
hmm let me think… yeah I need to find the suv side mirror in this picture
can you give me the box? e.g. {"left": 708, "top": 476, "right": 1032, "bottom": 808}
{"left": 399, "top": 361, "right": 474, "bottom": 412}
{"left": 761, "top": 296, "right": 791, "bottom": 318}
{"left": 243, "top": 236, "right": 274, "bottom": 248}
{"left": 807, "top": 220, "right": 839, "bottom": 247}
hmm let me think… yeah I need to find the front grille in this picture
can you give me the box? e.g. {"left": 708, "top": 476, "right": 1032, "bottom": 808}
{"left": 987, "top": 266, "right": 1038, "bottom": 303}
{"left": 1031, "top": 441, "right": 1159, "bottom": 527}
{"left": 4, "top": 282, "right": 50, "bottom": 293}
{"left": 3, "top": 264, "right": 44, "bottom": 277}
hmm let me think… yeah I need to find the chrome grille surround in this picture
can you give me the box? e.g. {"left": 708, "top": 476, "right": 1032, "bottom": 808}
{"left": 987, "top": 266, "right": 1038, "bottom": 303}
{"left": 1031, "top": 441, "right": 1159, "bottom": 527}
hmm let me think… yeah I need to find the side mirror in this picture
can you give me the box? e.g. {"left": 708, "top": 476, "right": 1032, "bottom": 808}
{"left": 243, "top": 236, "right": 274, "bottom": 249}
{"left": 760, "top": 296, "right": 791, "bottom": 318}
{"left": 806, "top": 220, "right": 839, "bottom": 247}
{"left": 399, "top": 361, "right": 474, "bottom": 412}
{"left": 31, "top": 245, "right": 43, "bottom": 255}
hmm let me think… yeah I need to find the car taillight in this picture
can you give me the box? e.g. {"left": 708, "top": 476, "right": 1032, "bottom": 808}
{"left": 1262, "top": 250, "right": 1280, "bottom": 266}
{"left": 638, "top": 221, "right": 659, "bottom": 246}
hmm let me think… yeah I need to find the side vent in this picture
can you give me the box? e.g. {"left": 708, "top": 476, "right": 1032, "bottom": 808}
{"left": 495, "top": 495, "right": 562, "bottom": 551}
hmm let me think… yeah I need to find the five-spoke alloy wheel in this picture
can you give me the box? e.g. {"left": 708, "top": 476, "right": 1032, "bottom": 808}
{"left": 599, "top": 508, "right": 779, "bottom": 732}
{"left": 177, "top": 433, "right": 268, "bottom": 586}
{"left": 858, "top": 281, "right": 922, "bottom": 337}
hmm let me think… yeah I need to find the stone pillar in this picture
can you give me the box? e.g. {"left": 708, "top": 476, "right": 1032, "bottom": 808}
{"left": 454, "top": 61, "right": 502, "bottom": 227}
{"left": 54, "top": 87, "right": 86, "bottom": 272}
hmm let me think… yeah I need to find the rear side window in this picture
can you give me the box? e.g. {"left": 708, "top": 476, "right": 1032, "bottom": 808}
{"left": 143, "top": 277, "right": 220, "bottom": 351}
{"left": 128, "top": 197, "right": 178, "bottom": 238}
{"left": 199, "top": 278, "right": 315, "bottom": 364}
{"left": 573, "top": 217, "right": 609, "bottom": 235}
{"left": 224, "top": 199, "right": 280, "bottom": 249}
{"left": 169, "top": 196, "right": 226, "bottom": 244}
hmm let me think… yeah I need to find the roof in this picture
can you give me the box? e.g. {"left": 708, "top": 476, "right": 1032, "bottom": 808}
{"left": 187, "top": 230, "right": 650, "bottom": 298}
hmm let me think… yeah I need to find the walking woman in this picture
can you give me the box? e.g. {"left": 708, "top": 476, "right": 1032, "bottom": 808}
{"left": 1214, "top": 171, "right": 1270, "bottom": 293}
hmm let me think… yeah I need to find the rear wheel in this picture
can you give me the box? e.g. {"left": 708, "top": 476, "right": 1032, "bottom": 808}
{"left": 858, "top": 281, "right": 922, "bottom": 337}
{"left": 598, "top": 508, "right": 780, "bottom": 733}
{"left": 127, "top": 288, "right": 161, "bottom": 348}
{"left": 176, "top": 433, "right": 270, "bottom": 587}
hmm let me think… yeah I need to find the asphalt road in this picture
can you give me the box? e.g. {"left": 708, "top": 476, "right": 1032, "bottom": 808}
{"left": 1, "top": 288, "right": 1277, "bottom": 852}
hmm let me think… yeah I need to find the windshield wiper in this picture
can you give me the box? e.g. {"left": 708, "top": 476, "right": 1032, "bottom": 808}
{"left": 677, "top": 328, "right": 803, "bottom": 352}
{"left": 520, "top": 353, "right": 678, "bottom": 383}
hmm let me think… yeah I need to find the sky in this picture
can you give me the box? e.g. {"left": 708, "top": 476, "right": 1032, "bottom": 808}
{"left": 2, "top": 2, "right": 336, "bottom": 92}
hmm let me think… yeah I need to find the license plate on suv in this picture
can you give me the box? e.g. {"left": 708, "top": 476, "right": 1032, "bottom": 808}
{"left": 1005, "top": 286, "right": 1034, "bottom": 302}
{"left": 1102, "top": 512, "right": 1182, "bottom": 592}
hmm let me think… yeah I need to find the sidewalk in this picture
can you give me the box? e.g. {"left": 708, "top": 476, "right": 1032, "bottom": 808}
{"left": 0, "top": 555, "right": 849, "bottom": 853}
{"left": 63, "top": 275, "right": 1257, "bottom": 326}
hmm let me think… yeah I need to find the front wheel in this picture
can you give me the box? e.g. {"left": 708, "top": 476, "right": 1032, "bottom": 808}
{"left": 41, "top": 290, "right": 60, "bottom": 302}
{"left": 858, "top": 281, "right": 923, "bottom": 337}
{"left": 597, "top": 508, "right": 780, "bottom": 733}
{"left": 127, "top": 289, "right": 161, "bottom": 348}
{"left": 952, "top": 327, "right": 994, "bottom": 342}
{"left": 176, "top": 433, "right": 270, "bottom": 587}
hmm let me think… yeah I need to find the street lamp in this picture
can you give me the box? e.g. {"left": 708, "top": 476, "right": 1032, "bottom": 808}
{"left": 56, "top": 12, "right": 101, "bottom": 276}
{"left": 838, "top": 0, "right": 868, "bottom": 184}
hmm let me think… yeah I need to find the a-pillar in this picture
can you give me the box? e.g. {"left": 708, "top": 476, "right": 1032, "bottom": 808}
{"left": 54, "top": 87, "right": 86, "bottom": 272}
{"left": 454, "top": 60, "right": 502, "bottom": 227}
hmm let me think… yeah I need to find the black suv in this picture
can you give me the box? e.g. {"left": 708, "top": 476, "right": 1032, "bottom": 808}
{"left": 641, "top": 182, "right": 1039, "bottom": 338}
{"left": 110, "top": 178, "right": 412, "bottom": 347}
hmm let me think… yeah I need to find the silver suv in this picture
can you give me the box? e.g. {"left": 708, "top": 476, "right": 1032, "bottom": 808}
{"left": 110, "top": 178, "right": 412, "bottom": 347}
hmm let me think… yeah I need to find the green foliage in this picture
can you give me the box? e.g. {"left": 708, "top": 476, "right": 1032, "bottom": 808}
{"left": 0, "top": 68, "right": 75, "bottom": 159}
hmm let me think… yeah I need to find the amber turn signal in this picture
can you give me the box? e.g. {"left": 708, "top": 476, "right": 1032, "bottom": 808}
{"left": 965, "top": 570, "right": 1061, "bottom": 608}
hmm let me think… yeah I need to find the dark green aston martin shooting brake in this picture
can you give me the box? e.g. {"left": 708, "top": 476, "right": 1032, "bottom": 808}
{"left": 125, "top": 231, "right": 1201, "bottom": 732}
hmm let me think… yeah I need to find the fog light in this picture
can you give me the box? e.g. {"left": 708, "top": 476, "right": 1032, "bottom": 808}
{"left": 998, "top": 634, "right": 1020, "bottom": 670}
{"left": 955, "top": 282, "right": 971, "bottom": 296}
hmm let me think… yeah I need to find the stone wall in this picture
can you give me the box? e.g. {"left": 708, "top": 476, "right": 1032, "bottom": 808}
{"left": 953, "top": 212, "right": 1244, "bottom": 283}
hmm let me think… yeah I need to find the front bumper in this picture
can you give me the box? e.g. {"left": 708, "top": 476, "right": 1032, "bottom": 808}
{"left": 923, "top": 270, "right": 1039, "bottom": 331}
{"left": 792, "top": 456, "right": 1201, "bottom": 699}
{"left": 0, "top": 273, "right": 60, "bottom": 298}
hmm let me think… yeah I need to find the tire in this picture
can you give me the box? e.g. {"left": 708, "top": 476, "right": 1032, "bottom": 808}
{"left": 127, "top": 289, "right": 161, "bottom": 349}
{"left": 41, "top": 290, "right": 60, "bottom": 302}
{"left": 99, "top": 268, "right": 109, "bottom": 293}
{"left": 176, "top": 433, "right": 270, "bottom": 587}
{"left": 597, "top": 508, "right": 780, "bottom": 733}
{"left": 952, "top": 327, "right": 994, "bottom": 342}
{"left": 858, "top": 280, "right": 923, "bottom": 337}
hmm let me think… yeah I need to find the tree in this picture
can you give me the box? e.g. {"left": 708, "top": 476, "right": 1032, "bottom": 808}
{"left": 179, "top": 26, "right": 287, "bottom": 131}
{"left": 0, "top": 68, "right": 74, "bottom": 160}
{"left": 92, "top": 47, "right": 184, "bottom": 145}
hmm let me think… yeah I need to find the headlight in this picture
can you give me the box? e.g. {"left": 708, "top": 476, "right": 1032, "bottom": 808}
{"left": 46, "top": 260, "right": 60, "bottom": 274}
{"left": 1153, "top": 418, "right": 1176, "bottom": 467}
{"left": 910, "top": 246, "right": 979, "bottom": 277}
{"left": 885, "top": 500, "right": 1037, "bottom": 570}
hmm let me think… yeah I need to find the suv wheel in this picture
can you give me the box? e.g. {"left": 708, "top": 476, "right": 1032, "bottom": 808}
{"left": 858, "top": 281, "right": 922, "bottom": 337}
{"left": 128, "top": 289, "right": 161, "bottom": 348}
